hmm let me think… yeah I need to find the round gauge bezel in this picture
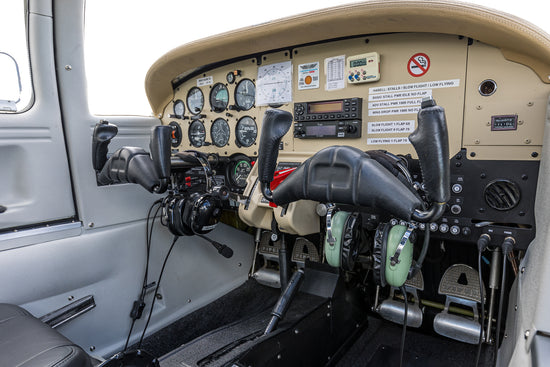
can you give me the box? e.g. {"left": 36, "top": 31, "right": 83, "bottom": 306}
{"left": 186, "top": 87, "right": 204, "bottom": 115}
{"left": 226, "top": 154, "right": 252, "bottom": 189}
{"left": 226, "top": 72, "right": 236, "bottom": 84}
{"left": 209, "top": 83, "right": 229, "bottom": 113}
{"left": 231, "top": 160, "right": 252, "bottom": 188}
{"left": 188, "top": 120, "right": 206, "bottom": 147}
{"left": 173, "top": 99, "right": 185, "bottom": 118}
{"left": 234, "top": 78, "right": 256, "bottom": 111}
{"left": 235, "top": 116, "right": 258, "bottom": 148}
{"left": 210, "top": 118, "right": 230, "bottom": 147}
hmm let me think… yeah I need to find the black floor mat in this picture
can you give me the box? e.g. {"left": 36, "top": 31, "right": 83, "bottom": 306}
{"left": 160, "top": 292, "right": 326, "bottom": 367}
{"left": 132, "top": 280, "right": 280, "bottom": 358}
{"left": 336, "top": 316, "right": 495, "bottom": 367}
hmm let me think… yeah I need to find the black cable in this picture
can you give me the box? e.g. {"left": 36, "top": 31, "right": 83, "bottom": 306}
{"left": 475, "top": 250, "right": 485, "bottom": 367}
{"left": 495, "top": 237, "right": 514, "bottom": 366}
{"left": 138, "top": 235, "right": 180, "bottom": 349}
{"left": 123, "top": 200, "right": 162, "bottom": 351}
{"left": 399, "top": 286, "right": 408, "bottom": 367}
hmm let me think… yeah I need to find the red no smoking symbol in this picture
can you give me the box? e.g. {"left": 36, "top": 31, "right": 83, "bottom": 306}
{"left": 408, "top": 53, "right": 430, "bottom": 77}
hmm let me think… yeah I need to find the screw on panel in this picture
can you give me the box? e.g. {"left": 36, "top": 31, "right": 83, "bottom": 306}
{"left": 474, "top": 139, "right": 480, "bottom": 144}
{"left": 476, "top": 105, "right": 482, "bottom": 110}
{"left": 527, "top": 102, "right": 534, "bottom": 107}
{"left": 521, "top": 267, "right": 526, "bottom": 274}
{"left": 88, "top": 222, "right": 94, "bottom": 228}
{"left": 90, "top": 346, "right": 95, "bottom": 351}
{"left": 68, "top": 295, "right": 74, "bottom": 301}
{"left": 519, "top": 120, "right": 524, "bottom": 125}
{"left": 524, "top": 139, "right": 532, "bottom": 144}
{"left": 65, "top": 65, "right": 72, "bottom": 71}
{"left": 524, "top": 330, "right": 530, "bottom": 339}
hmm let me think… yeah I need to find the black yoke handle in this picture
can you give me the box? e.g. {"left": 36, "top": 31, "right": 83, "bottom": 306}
{"left": 409, "top": 98, "right": 450, "bottom": 221}
{"left": 257, "top": 109, "right": 293, "bottom": 200}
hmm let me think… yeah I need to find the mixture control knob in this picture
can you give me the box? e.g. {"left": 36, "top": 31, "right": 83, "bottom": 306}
{"left": 452, "top": 183, "right": 463, "bottom": 194}
{"left": 450, "top": 204, "right": 462, "bottom": 215}
{"left": 439, "top": 223, "right": 449, "bottom": 233}
{"left": 450, "top": 225, "right": 461, "bottom": 235}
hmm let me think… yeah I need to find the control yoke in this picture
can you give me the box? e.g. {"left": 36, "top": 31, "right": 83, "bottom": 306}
{"left": 257, "top": 98, "right": 450, "bottom": 222}
{"left": 257, "top": 109, "right": 293, "bottom": 201}
{"left": 92, "top": 123, "right": 172, "bottom": 194}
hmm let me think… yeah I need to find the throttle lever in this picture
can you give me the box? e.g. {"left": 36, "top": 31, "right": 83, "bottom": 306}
{"left": 257, "top": 109, "right": 293, "bottom": 200}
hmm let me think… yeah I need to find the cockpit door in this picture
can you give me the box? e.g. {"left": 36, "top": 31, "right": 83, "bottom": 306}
{"left": 0, "top": 1, "right": 76, "bottom": 232}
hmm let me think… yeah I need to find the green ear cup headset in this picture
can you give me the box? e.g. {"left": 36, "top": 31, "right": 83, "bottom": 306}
{"left": 373, "top": 222, "right": 415, "bottom": 288}
{"left": 324, "top": 210, "right": 362, "bottom": 271}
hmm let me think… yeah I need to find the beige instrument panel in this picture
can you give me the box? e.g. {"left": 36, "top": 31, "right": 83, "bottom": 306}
{"left": 162, "top": 32, "right": 549, "bottom": 162}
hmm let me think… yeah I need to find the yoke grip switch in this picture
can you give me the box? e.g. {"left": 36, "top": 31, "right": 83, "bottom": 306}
{"left": 257, "top": 109, "right": 293, "bottom": 201}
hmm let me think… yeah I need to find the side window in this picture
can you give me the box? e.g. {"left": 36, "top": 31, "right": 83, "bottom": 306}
{"left": 0, "top": 1, "right": 32, "bottom": 113}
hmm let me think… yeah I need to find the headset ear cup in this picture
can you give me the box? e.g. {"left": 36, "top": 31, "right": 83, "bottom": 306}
{"left": 384, "top": 224, "right": 414, "bottom": 288}
{"left": 373, "top": 223, "right": 390, "bottom": 287}
{"left": 341, "top": 213, "right": 361, "bottom": 271}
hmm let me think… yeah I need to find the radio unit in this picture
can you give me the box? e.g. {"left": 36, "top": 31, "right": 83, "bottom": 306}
{"left": 293, "top": 98, "right": 362, "bottom": 139}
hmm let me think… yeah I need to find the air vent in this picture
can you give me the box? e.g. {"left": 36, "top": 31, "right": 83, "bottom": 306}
{"left": 484, "top": 179, "right": 521, "bottom": 211}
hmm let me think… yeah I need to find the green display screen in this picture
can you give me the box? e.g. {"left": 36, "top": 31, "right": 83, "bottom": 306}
{"left": 350, "top": 58, "right": 367, "bottom": 68}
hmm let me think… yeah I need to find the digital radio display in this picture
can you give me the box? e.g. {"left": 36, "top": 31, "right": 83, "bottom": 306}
{"left": 308, "top": 100, "right": 344, "bottom": 114}
{"left": 305, "top": 125, "right": 337, "bottom": 136}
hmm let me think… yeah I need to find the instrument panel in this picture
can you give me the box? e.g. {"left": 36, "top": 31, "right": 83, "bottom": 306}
{"left": 161, "top": 32, "right": 550, "bottom": 244}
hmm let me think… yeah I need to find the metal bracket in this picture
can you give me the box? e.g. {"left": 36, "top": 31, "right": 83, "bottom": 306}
{"left": 390, "top": 222, "right": 416, "bottom": 266}
{"left": 325, "top": 204, "right": 337, "bottom": 246}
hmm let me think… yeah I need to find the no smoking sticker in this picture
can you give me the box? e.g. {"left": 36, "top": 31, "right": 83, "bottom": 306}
{"left": 407, "top": 53, "right": 430, "bottom": 77}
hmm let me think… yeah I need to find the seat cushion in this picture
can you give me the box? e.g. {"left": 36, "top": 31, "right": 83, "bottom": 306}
{"left": 0, "top": 303, "right": 91, "bottom": 367}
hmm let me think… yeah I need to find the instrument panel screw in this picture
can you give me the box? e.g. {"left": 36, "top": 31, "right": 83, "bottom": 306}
{"left": 476, "top": 105, "right": 482, "bottom": 110}
{"left": 474, "top": 139, "right": 480, "bottom": 144}
{"left": 527, "top": 102, "right": 534, "bottom": 107}
{"left": 294, "top": 329, "right": 299, "bottom": 334}
{"left": 68, "top": 295, "right": 74, "bottom": 301}
{"left": 524, "top": 330, "right": 530, "bottom": 339}
{"left": 518, "top": 120, "right": 524, "bottom": 125}
{"left": 187, "top": 299, "right": 191, "bottom": 303}
{"left": 64, "top": 65, "right": 72, "bottom": 71}
{"left": 521, "top": 267, "right": 526, "bottom": 274}
{"left": 90, "top": 346, "right": 96, "bottom": 352}
{"left": 524, "top": 139, "right": 532, "bottom": 144}
{"left": 515, "top": 305, "right": 518, "bottom": 311}
{"left": 88, "top": 222, "right": 94, "bottom": 228}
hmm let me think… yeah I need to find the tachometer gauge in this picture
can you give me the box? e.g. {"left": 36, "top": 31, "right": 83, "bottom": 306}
{"left": 187, "top": 87, "right": 204, "bottom": 115}
{"left": 209, "top": 83, "right": 229, "bottom": 112}
{"left": 173, "top": 99, "right": 185, "bottom": 118}
{"left": 211, "top": 118, "right": 230, "bottom": 147}
{"left": 235, "top": 79, "right": 255, "bottom": 111}
{"left": 188, "top": 120, "right": 206, "bottom": 147}
{"left": 230, "top": 160, "right": 252, "bottom": 188}
{"left": 235, "top": 116, "right": 257, "bottom": 147}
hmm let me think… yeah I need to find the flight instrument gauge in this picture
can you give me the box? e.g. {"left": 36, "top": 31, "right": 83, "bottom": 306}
{"left": 229, "top": 159, "right": 252, "bottom": 188}
{"left": 173, "top": 99, "right": 185, "bottom": 118}
{"left": 209, "top": 83, "right": 229, "bottom": 112}
{"left": 235, "top": 116, "right": 257, "bottom": 147}
{"left": 187, "top": 87, "right": 204, "bottom": 115}
{"left": 188, "top": 120, "right": 206, "bottom": 147}
{"left": 211, "top": 118, "right": 230, "bottom": 147}
{"left": 235, "top": 79, "right": 255, "bottom": 111}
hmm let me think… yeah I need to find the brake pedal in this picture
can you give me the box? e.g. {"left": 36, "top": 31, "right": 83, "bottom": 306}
{"left": 433, "top": 264, "right": 485, "bottom": 344}
{"left": 377, "top": 271, "right": 424, "bottom": 328}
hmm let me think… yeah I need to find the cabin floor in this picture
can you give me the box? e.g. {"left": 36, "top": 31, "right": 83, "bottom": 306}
{"left": 130, "top": 279, "right": 495, "bottom": 367}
